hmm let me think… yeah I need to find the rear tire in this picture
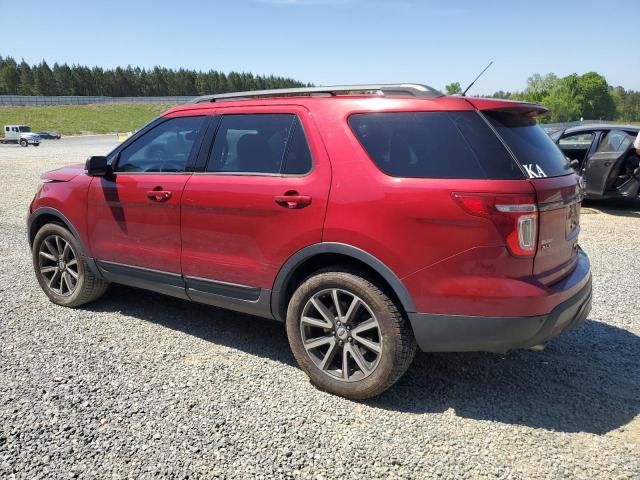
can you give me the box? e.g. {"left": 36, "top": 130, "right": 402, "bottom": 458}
{"left": 286, "top": 270, "right": 416, "bottom": 399}
{"left": 32, "top": 223, "right": 109, "bottom": 307}
{"left": 33, "top": 142, "right": 40, "bottom": 147}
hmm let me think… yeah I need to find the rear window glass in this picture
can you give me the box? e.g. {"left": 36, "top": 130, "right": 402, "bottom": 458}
{"left": 485, "top": 111, "right": 572, "bottom": 178}
{"left": 348, "top": 112, "right": 522, "bottom": 179}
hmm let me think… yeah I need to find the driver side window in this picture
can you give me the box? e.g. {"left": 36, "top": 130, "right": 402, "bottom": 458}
{"left": 116, "top": 116, "right": 205, "bottom": 173}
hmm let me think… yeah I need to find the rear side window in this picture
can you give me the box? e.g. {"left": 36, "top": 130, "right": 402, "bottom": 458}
{"left": 207, "top": 114, "right": 312, "bottom": 174}
{"left": 348, "top": 112, "right": 523, "bottom": 179}
{"left": 484, "top": 111, "right": 572, "bottom": 178}
{"left": 596, "top": 130, "right": 633, "bottom": 153}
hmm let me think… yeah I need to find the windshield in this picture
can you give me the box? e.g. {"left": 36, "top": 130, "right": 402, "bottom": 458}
{"left": 18, "top": 126, "right": 31, "bottom": 132}
{"left": 549, "top": 130, "right": 563, "bottom": 142}
{"left": 484, "top": 112, "right": 572, "bottom": 178}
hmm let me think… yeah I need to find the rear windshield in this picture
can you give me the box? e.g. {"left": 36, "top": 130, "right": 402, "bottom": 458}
{"left": 348, "top": 111, "right": 523, "bottom": 179}
{"left": 484, "top": 112, "right": 572, "bottom": 178}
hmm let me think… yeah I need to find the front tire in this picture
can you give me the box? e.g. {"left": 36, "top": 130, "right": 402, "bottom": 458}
{"left": 32, "top": 223, "right": 108, "bottom": 307}
{"left": 19, "top": 139, "right": 28, "bottom": 147}
{"left": 286, "top": 271, "right": 416, "bottom": 399}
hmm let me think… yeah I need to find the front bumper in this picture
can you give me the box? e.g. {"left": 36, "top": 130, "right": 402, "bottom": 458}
{"left": 408, "top": 255, "right": 592, "bottom": 354}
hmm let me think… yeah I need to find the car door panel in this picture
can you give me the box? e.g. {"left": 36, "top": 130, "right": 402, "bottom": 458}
{"left": 584, "top": 151, "right": 628, "bottom": 197}
{"left": 88, "top": 174, "right": 189, "bottom": 272}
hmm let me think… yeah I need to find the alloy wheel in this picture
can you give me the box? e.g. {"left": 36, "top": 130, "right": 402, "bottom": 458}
{"left": 300, "top": 288, "right": 382, "bottom": 382}
{"left": 38, "top": 235, "right": 79, "bottom": 296}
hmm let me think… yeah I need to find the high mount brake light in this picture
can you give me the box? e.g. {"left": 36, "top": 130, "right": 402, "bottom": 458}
{"left": 452, "top": 193, "right": 538, "bottom": 257}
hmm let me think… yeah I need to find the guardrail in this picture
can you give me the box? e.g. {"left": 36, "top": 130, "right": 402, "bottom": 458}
{"left": 0, "top": 95, "right": 195, "bottom": 106}
{"left": 541, "top": 120, "right": 627, "bottom": 130}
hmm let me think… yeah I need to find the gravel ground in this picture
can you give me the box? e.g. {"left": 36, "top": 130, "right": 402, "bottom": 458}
{"left": 0, "top": 136, "right": 639, "bottom": 479}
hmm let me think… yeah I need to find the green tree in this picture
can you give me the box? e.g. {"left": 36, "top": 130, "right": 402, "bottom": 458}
{"left": 576, "top": 72, "right": 615, "bottom": 120}
{"left": 445, "top": 82, "right": 461, "bottom": 95}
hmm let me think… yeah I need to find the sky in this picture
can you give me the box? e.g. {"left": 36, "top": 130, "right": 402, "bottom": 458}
{"left": 1, "top": 0, "right": 638, "bottom": 95}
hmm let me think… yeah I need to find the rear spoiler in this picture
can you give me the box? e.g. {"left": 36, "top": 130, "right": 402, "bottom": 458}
{"left": 465, "top": 98, "right": 549, "bottom": 117}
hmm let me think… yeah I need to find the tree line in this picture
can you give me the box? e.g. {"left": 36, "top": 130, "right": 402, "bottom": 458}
{"left": 0, "top": 56, "right": 309, "bottom": 97}
{"left": 445, "top": 72, "right": 640, "bottom": 123}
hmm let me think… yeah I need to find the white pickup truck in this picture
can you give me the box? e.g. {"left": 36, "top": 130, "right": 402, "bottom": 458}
{"left": 1, "top": 125, "right": 40, "bottom": 147}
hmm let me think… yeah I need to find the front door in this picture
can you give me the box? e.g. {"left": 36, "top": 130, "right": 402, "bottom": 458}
{"left": 180, "top": 110, "right": 331, "bottom": 311}
{"left": 87, "top": 115, "right": 207, "bottom": 276}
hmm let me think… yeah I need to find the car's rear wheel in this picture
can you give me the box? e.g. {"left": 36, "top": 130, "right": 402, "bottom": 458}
{"left": 33, "top": 142, "right": 40, "bottom": 147}
{"left": 286, "top": 270, "right": 416, "bottom": 399}
{"left": 32, "top": 223, "right": 108, "bottom": 307}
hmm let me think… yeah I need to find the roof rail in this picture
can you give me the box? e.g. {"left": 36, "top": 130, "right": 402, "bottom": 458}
{"left": 189, "top": 84, "right": 444, "bottom": 104}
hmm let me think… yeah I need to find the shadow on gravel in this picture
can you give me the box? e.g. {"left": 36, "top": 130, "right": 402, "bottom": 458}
{"left": 372, "top": 320, "right": 640, "bottom": 435}
{"left": 583, "top": 197, "right": 640, "bottom": 218}
{"left": 86, "top": 285, "right": 639, "bottom": 435}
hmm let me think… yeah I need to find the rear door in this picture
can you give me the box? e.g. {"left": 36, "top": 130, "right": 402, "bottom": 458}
{"left": 180, "top": 107, "right": 331, "bottom": 309}
{"left": 483, "top": 110, "right": 582, "bottom": 284}
{"left": 584, "top": 130, "right": 634, "bottom": 197}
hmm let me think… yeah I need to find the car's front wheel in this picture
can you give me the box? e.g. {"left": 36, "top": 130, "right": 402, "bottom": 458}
{"left": 32, "top": 223, "right": 109, "bottom": 307}
{"left": 19, "top": 139, "right": 28, "bottom": 147}
{"left": 286, "top": 270, "right": 416, "bottom": 399}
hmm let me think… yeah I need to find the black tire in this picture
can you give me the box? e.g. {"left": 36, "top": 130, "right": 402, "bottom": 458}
{"left": 19, "top": 139, "right": 28, "bottom": 147}
{"left": 286, "top": 270, "right": 416, "bottom": 399}
{"left": 33, "top": 142, "right": 40, "bottom": 147}
{"left": 32, "top": 223, "right": 109, "bottom": 307}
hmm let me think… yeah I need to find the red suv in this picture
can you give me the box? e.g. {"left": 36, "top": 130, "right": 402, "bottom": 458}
{"left": 29, "top": 84, "right": 592, "bottom": 399}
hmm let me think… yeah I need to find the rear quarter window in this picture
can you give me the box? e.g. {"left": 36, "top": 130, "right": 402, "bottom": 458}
{"left": 348, "top": 111, "right": 523, "bottom": 180}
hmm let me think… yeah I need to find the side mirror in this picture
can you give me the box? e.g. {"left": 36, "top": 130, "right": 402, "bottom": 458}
{"left": 569, "top": 159, "right": 580, "bottom": 170}
{"left": 85, "top": 155, "right": 111, "bottom": 176}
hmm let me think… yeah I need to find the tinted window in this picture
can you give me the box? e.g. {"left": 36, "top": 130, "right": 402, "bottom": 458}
{"left": 207, "top": 114, "right": 312, "bottom": 174}
{"left": 116, "top": 116, "right": 204, "bottom": 173}
{"left": 596, "top": 130, "right": 633, "bottom": 153}
{"left": 348, "top": 111, "right": 522, "bottom": 179}
{"left": 282, "top": 118, "right": 312, "bottom": 174}
{"left": 485, "top": 111, "right": 572, "bottom": 178}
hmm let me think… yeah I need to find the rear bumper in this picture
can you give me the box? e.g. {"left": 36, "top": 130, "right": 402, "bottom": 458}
{"left": 408, "top": 251, "right": 592, "bottom": 353}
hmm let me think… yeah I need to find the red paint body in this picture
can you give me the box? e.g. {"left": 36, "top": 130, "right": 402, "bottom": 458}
{"left": 30, "top": 94, "right": 589, "bottom": 319}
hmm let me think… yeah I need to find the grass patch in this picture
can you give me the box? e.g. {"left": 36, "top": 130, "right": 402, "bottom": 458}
{"left": 0, "top": 103, "right": 177, "bottom": 135}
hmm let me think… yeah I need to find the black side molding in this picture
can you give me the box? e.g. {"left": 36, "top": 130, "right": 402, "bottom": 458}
{"left": 97, "top": 261, "right": 189, "bottom": 300}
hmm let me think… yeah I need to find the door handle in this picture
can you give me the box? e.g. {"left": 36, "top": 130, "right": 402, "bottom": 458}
{"left": 146, "top": 189, "right": 172, "bottom": 202}
{"left": 274, "top": 191, "right": 312, "bottom": 209}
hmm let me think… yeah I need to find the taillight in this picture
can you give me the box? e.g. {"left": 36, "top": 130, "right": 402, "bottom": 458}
{"left": 452, "top": 193, "right": 538, "bottom": 257}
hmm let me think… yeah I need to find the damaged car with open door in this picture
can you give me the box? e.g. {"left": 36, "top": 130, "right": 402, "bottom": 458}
{"left": 554, "top": 125, "right": 640, "bottom": 199}
{"left": 582, "top": 129, "right": 640, "bottom": 199}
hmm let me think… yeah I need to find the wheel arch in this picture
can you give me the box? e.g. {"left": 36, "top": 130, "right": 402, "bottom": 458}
{"left": 28, "top": 207, "right": 102, "bottom": 278}
{"left": 271, "top": 243, "right": 416, "bottom": 322}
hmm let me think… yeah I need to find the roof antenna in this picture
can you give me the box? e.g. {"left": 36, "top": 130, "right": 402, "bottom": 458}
{"left": 461, "top": 61, "right": 493, "bottom": 96}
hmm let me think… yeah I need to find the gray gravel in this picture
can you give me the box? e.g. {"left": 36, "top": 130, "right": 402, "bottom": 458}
{"left": 0, "top": 136, "right": 639, "bottom": 479}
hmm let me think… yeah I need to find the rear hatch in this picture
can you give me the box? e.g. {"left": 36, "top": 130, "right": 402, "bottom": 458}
{"left": 479, "top": 105, "right": 582, "bottom": 285}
